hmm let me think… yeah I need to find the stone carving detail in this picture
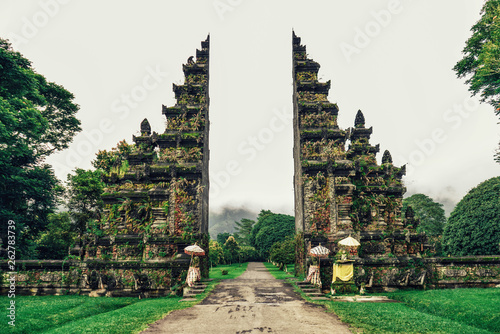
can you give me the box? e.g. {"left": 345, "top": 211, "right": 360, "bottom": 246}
{"left": 442, "top": 268, "right": 467, "bottom": 277}
{"left": 475, "top": 268, "right": 495, "bottom": 277}
{"left": 382, "top": 150, "right": 393, "bottom": 164}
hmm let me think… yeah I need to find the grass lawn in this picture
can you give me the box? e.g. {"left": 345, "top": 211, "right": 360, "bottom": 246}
{"left": 318, "top": 288, "right": 500, "bottom": 333}
{"left": 1, "top": 263, "right": 248, "bottom": 334}
{"left": 387, "top": 288, "right": 500, "bottom": 333}
{"left": 263, "top": 262, "right": 295, "bottom": 280}
{"left": 325, "top": 297, "right": 494, "bottom": 334}
{"left": 264, "top": 263, "right": 499, "bottom": 334}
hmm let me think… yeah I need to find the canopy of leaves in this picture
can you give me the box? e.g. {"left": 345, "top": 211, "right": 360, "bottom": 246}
{"left": 209, "top": 240, "right": 224, "bottom": 266}
{"left": 402, "top": 194, "right": 447, "bottom": 236}
{"left": 269, "top": 235, "right": 295, "bottom": 265}
{"left": 216, "top": 232, "right": 232, "bottom": 245}
{"left": 0, "top": 38, "right": 80, "bottom": 258}
{"left": 234, "top": 218, "right": 255, "bottom": 245}
{"left": 223, "top": 236, "right": 240, "bottom": 264}
{"left": 92, "top": 140, "right": 131, "bottom": 174}
{"left": 67, "top": 168, "right": 104, "bottom": 235}
{"left": 442, "top": 177, "right": 500, "bottom": 256}
{"left": 36, "top": 212, "right": 77, "bottom": 259}
{"left": 453, "top": 0, "right": 500, "bottom": 162}
{"left": 250, "top": 210, "right": 295, "bottom": 259}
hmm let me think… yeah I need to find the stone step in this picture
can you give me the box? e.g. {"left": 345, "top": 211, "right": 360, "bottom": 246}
{"left": 301, "top": 288, "right": 320, "bottom": 293}
{"left": 296, "top": 281, "right": 313, "bottom": 286}
{"left": 189, "top": 289, "right": 204, "bottom": 294}
{"left": 305, "top": 292, "right": 325, "bottom": 297}
{"left": 192, "top": 284, "right": 207, "bottom": 289}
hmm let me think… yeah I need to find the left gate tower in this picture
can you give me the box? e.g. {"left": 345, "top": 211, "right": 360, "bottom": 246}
{"left": 80, "top": 36, "right": 210, "bottom": 297}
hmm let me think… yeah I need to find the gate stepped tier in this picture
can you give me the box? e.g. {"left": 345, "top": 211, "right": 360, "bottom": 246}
{"left": 292, "top": 32, "right": 426, "bottom": 282}
{"left": 78, "top": 36, "right": 210, "bottom": 297}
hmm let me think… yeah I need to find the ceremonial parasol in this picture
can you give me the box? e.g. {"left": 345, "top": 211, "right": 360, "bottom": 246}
{"left": 184, "top": 244, "right": 205, "bottom": 257}
{"left": 309, "top": 243, "right": 330, "bottom": 258}
{"left": 338, "top": 236, "right": 360, "bottom": 247}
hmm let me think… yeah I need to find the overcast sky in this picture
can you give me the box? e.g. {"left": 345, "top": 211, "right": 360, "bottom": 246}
{"left": 1, "top": 0, "right": 498, "bottom": 217}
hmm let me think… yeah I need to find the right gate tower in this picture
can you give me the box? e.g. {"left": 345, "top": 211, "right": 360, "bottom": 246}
{"left": 292, "top": 32, "right": 426, "bottom": 277}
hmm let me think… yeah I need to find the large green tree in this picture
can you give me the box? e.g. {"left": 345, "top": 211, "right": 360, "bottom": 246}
{"left": 442, "top": 177, "right": 500, "bottom": 256}
{"left": 269, "top": 235, "right": 295, "bottom": 266}
{"left": 35, "top": 212, "right": 77, "bottom": 259}
{"left": 0, "top": 38, "right": 80, "bottom": 258}
{"left": 402, "top": 194, "right": 447, "bottom": 237}
{"left": 453, "top": 0, "right": 500, "bottom": 162}
{"left": 223, "top": 236, "right": 241, "bottom": 264}
{"left": 66, "top": 168, "right": 104, "bottom": 236}
{"left": 233, "top": 218, "right": 255, "bottom": 245}
{"left": 250, "top": 210, "right": 295, "bottom": 259}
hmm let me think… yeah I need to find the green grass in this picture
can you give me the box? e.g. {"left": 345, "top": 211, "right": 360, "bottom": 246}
{"left": 305, "top": 288, "right": 500, "bottom": 334}
{"left": 263, "top": 262, "right": 295, "bottom": 280}
{"left": 325, "top": 300, "right": 492, "bottom": 334}
{"left": 266, "top": 260, "right": 500, "bottom": 333}
{"left": 387, "top": 288, "right": 500, "bottom": 333}
{"left": 1, "top": 263, "right": 249, "bottom": 334}
{"left": 209, "top": 262, "right": 248, "bottom": 280}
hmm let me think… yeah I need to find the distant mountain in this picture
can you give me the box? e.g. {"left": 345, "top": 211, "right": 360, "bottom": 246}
{"left": 209, "top": 207, "right": 258, "bottom": 239}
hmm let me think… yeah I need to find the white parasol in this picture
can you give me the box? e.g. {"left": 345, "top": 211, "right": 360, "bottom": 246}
{"left": 309, "top": 244, "right": 330, "bottom": 258}
{"left": 184, "top": 244, "right": 205, "bottom": 257}
{"left": 338, "top": 236, "right": 360, "bottom": 247}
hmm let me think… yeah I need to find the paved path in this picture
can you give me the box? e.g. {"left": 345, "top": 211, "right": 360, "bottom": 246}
{"left": 141, "top": 262, "right": 352, "bottom": 334}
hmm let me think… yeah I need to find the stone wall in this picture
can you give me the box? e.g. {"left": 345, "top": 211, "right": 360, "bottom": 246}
{"left": 317, "top": 256, "right": 500, "bottom": 291}
{"left": 0, "top": 258, "right": 190, "bottom": 297}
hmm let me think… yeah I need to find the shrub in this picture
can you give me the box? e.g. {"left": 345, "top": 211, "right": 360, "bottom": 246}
{"left": 443, "top": 177, "right": 500, "bottom": 255}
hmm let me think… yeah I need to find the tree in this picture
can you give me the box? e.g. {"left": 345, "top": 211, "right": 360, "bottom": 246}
{"left": 250, "top": 210, "right": 295, "bottom": 259}
{"left": 269, "top": 235, "right": 295, "bottom": 266}
{"left": 238, "top": 246, "right": 259, "bottom": 263}
{"left": 223, "top": 236, "right": 240, "bottom": 264}
{"left": 233, "top": 218, "right": 255, "bottom": 245}
{"left": 66, "top": 169, "right": 104, "bottom": 236}
{"left": 209, "top": 240, "right": 224, "bottom": 266}
{"left": 453, "top": 0, "right": 500, "bottom": 162}
{"left": 216, "top": 232, "right": 232, "bottom": 245}
{"left": 35, "top": 212, "right": 77, "bottom": 259}
{"left": 402, "top": 194, "right": 446, "bottom": 236}
{"left": 0, "top": 38, "right": 80, "bottom": 258}
{"left": 442, "top": 177, "right": 500, "bottom": 256}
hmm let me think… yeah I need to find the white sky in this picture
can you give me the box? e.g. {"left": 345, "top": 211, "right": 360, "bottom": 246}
{"left": 1, "top": 0, "right": 498, "bottom": 216}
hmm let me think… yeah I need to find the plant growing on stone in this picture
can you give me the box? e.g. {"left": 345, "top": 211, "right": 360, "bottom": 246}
{"left": 166, "top": 111, "right": 205, "bottom": 131}
{"left": 158, "top": 147, "right": 202, "bottom": 163}
{"left": 296, "top": 71, "right": 316, "bottom": 81}
{"left": 300, "top": 110, "right": 337, "bottom": 128}
{"left": 302, "top": 139, "right": 344, "bottom": 160}
{"left": 298, "top": 91, "right": 328, "bottom": 102}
